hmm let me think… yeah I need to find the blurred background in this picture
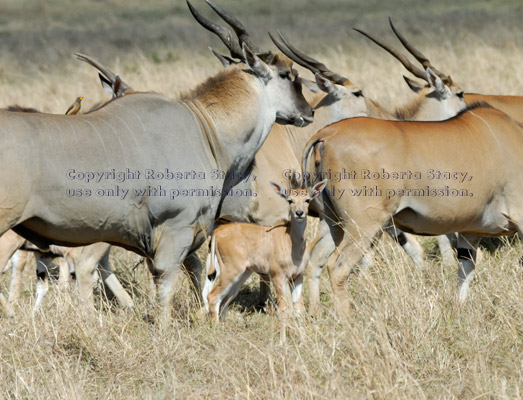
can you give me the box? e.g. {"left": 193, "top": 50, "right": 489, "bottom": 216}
{"left": 0, "top": 0, "right": 522, "bottom": 112}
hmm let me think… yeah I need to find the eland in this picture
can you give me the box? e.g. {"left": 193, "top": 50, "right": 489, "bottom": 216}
{"left": 203, "top": 179, "right": 327, "bottom": 343}
{"left": 381, "top": 17, "right": 523, "bottom": 123}
{"left": 357, "top": 18, "right": 523, "bottom": 269}
{"left": 0, "top": 231, "right": 134, "bottom": 315}
{"left": 302, "top": 102, "right": 523, "bottom": 313}
{"left": 0, "top": 1, "right": 313, "bottom": 318}
{"left": 0, "top": 67, "right": 135, "bottom": 315}
{"left": 303, "top": 19, "right": 521, "bottom": 313}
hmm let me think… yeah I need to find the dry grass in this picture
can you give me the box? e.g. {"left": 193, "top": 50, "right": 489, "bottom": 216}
{"left": 1, "top": 238, "right": 521, "bottom": 399}
{"left": 0, "top": 1, "right": 522, "bottom": 398}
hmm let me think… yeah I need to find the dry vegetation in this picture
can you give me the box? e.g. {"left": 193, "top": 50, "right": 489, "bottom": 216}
{"left": 0, "top": 0, "right": 522, "bottom": 398}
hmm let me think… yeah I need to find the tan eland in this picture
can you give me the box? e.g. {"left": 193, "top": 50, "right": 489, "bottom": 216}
{"left": 203, "top": 179, "right": 327, "bottom": 342}
{"left": 302, "top": 102, "right": 523, "bottom": 313}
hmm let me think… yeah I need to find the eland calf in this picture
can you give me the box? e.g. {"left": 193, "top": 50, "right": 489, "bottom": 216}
{"left": 203, "top": 180, "right": 327, "bottom": 342}
{"left": 0, "top": 231, "right": 134, "bottom": 314}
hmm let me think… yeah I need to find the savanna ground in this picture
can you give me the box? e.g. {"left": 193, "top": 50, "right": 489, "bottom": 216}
{"left": 0, "top": 0, "right": 522, "bottom": 398}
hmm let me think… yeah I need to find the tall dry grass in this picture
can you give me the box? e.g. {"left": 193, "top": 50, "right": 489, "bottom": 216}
{"left": 1, "top": 238, "right": 521, "bottom": 399}
{"left": 0, "top": 1, "right": 522, "bottom": 398}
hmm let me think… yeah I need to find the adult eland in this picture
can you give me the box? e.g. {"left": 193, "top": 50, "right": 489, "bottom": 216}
{"left": 0, "top": 1, "right": 313, "bottom": 317}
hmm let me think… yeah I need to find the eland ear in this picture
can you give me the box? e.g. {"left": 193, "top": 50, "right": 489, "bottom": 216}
{"left": 209, "top": 47, "right": 236, "bottom": 68}
{"left": 243, "top": 43, "right": 271, "bottom": 81}
{"left": 269, "top": 181, "right": 287, "bottom": 199}
{"left": 99, "top": 73, "right": 114, "bottom": 96}
{"left": 300, "top": 78, "right": 321, "bottom": 93}
{"left": 310, "top": 179, "right": 328, "bottom": 198}
{"left": 426, "top": 67, "right": 445, "bottom": 93}
{"left": 402, "top": 75, "right": 424, "bottom": 93}
{"left": 315, "top": 73, "right": 338, "bottom": 96}
{"left": 113, "top": 75, "right": 123, "bottom": 98}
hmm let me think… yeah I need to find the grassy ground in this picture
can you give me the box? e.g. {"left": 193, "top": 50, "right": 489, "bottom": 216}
{"left": 1, "top": 237, "right": 521, "bottom": 399}
{"left": 0, "top": 1, "right": 522, "bottom": 398}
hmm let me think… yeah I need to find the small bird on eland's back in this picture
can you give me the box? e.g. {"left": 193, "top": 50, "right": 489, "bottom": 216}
{"left": 65, "top": 96, "right": 83, "bottom": 115}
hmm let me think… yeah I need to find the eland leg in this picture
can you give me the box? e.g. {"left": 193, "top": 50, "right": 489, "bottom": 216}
{"left": 307, "top": 218, "right": 343, "bottom": 315}
{"left": 327, "top": 217, "right": 387, "bottom": 316}
{"left": 8, "top": 250, "right": 32, "bottom": 310}
{"left": 145, "top": 257, "right": 159, "bottom": 300}
{"left": 358, "top": 230, "right": 384, "bottom": 272}
{"left": 97, "top": 249, "right": 134, "bottom": 308}
{"left": 208, "top": 268, "right": 253, "bottom": 323}
{"left": 0, "top": 291, "right": 9, "bottom": 316}
{"left": 75, "top": 258, "right": 99, "bottom": 309}
{"left": 34, "top": 253, "right": 52, "bottom": 312}
{"left": 0, "top": 231, "right": 27, "bottom": 315}
{"left": 456, "top": 234, "right": 481, "bottom": 303}
{"left": 385, "top": 226, "right": 425, "bottom": 269}
{"left": 257, "top": 273, "right": 271, "bottom": 310}
{"left": 438, "top": 234, "right": 457, "bottom": 266}
{"left": 57, "top": 257, "right": 71, "bottom": 290}
{"left": 290, "top": 274, "right": 304, "bottom": 315}
{"left": 72, "top": 244, "right": 112, "bottom": 309}
{"left": 0, "top": 231, "right": 26, "bottom": 272}
{"left": 153, "top": 225, "right": 195, "bottom": 321}
{"left": 182, "top": 252, "right": 203, "bottom": 305}
{"left": 271, "top": 272, "right": 292, "bottom": 344}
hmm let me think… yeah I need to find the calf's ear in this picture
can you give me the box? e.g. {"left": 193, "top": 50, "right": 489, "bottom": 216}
{"left": 310, "top": 179, "right": 328, "bottom": 198}
{"left": 269, "top": 181, "right": 288, "bottom": 199}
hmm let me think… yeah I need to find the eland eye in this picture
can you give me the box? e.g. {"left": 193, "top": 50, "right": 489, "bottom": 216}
{"left": 287, "top": 198, "right": 293, "bottom": 204}
{"left": 305, "top": 198, "right": 312, "bottom": 203}
{"left": 457, "top": 91, "right": 464, "bottom": 99}
{"left": 352, "top": 90, "right": 364, "bottom": 98}
{"left": 279, "top": 72, "right": 291, "bottom": 80}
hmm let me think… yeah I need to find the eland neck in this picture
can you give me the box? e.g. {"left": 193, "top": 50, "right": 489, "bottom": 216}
{"left": 289, "top": 217, "right": 307, "bottom": 248}
{"left": 285, "top": 93, "right": 360, "bottom": 160}
{"left": 183, "top": 66, "right": 276, "bottom": 173}
{"left": 394, "top": 89, "right": 465, "bottom": 121}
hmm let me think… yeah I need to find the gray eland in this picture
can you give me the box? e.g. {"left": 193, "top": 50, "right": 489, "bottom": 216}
{"left": 0, "top": 2, "right": 313, "bottom": 317}
{"left": 0, "top": 68, "right": 136, "bottom": 315}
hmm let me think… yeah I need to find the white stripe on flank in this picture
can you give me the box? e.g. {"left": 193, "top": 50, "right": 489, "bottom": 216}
{"left": 92, "top": 116, "right": 129, "bottom": 165}
{"left": 100, "top": 107, "right": 145, "bottom": 152}
{"left": 82, "top": 119, "right": 111, "bottom": 164}
{"left": 470, "top": 111, "right": 502, "bottom": 150}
